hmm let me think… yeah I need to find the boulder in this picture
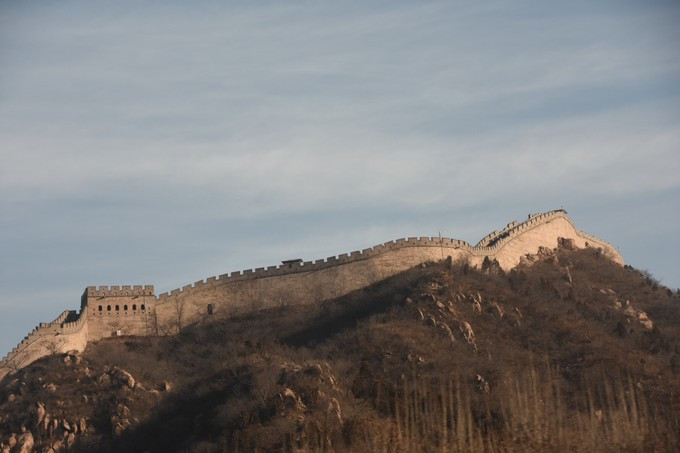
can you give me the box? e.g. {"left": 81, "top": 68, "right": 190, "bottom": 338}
{"left": 35, "top": 403, "right": 46, "bottom": 427}
{"left": 113, "top": 423, "right": 125, "bottom": 437}
{"left": 15, "top": 431, "right": 34, "bottom": 453}
{"left": 116, "top": 404, "right": 131, "bottom": 419}
{"left": 460, "top": 322, "right": 475, "bottom": 345}
{"left": 41, "top": 414, "right": 50, "bottom": 435}
{"left": 147, "top": 389, "right": 161, "bottom": 400}
{"left": 558, "top": 237, "right": 576, "bottom": 250}
{"left": 280, "top": 388, "right": 306, "bottom": 412}
{"left": 66, "top": 432, "right": 76, "bottom": 449}
{"left": 111, "top": 367, "right": 135, "bottom": 388}
{"left": 96, "top": 374, "right": 111, "bottom": 386}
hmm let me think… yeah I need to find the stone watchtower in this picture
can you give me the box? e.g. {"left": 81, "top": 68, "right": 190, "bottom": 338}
{"left": 83, "top": 285, "right": 155, "bottom": 340}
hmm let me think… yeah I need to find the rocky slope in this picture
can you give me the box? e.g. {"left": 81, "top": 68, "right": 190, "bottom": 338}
{"left": 1, "top": 246, "right": 679, "bottom": 452}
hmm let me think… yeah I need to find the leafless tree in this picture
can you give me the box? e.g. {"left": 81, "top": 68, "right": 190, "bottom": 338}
{"left": 173, "top": 296, "right": 186, "bottom": 332}
{"left": 42, "top": 336, "right": 67, "bottom": 356}
{"left": 245, "top": 282, "right": 264, "bottom": 312}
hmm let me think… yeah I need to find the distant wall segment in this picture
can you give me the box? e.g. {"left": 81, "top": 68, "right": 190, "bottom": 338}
{"left": 0, "top": 310, "right": 88, "bottom": 381}
{"left": 1, "top": 209, "right": 622, "bottom": 380}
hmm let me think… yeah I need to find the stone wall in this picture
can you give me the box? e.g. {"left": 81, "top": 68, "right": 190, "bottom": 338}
{"left": 152, "top": 210, "right": 622, "bottom": 333}
{"left": 0, "top": 310, "right": 88, "bottom": 381}
{"left": 1, "top": 209, "right": 623, "bottom": 380}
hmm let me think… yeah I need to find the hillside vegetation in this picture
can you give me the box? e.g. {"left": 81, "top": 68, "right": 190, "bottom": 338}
{"left": 1, "top": 246, "right": 679, "bottom": 452}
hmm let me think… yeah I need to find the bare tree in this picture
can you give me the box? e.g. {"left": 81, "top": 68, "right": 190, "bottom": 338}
{"left": 304, "top": 274, "right": 328, "bottom": 305}
{"left": 173, "top": 296, "right": 186, "bottom": 332}
{"left": 42, "top": 336, "right": 67, "bottom": 356}
{"left": 269, "top": 286, "right": 293, "bottom": 308}
{"left": 245, "top": 282, "right": 264, "bottom": 312}
{"left": 154, "top": 298, "right": 185, "bottom": 336}
{"left": 145, "top": 308, "right": 159, "bottom": 336}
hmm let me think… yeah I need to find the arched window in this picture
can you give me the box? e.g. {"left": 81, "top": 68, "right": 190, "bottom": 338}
{"left": 107, "top": 305, "right": 111, "bottom": 311}
{"left": 115, "top": 305, "right": 120, "bottom": 311}
{"left": 132, "top": 304, "right": 137, "bottom": 311}
{"left": 98, "top": 305, "right": 103, "bottom": 311}
{"left": 123, "top": 305, "right": 128, "bottom": 311}
{"left": 207, "top": 304, "right": 214, "bottom": 315}
{"left": 140, "top": 304, "right": 145, "bottom": 311}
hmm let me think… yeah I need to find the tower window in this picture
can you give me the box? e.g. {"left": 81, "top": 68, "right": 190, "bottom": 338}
{"left": 107, "top": 305, "right": 111, "bottom": 311}
{"left": 132, "top": 304, "right": 137, "bottom": 311}
{"left": 207, "top": 304, "right": 214, "bottom": 315}
{"left": 123, "top": 305, "right": 128, "bottom": 311}
{"left": 98, "top": 305, "right": 102, "bottom": 311}
{"left": 141, "top": 304, "right": 145, "bottom": 311}
{"left": 115, "top": 305, "right": 120, "bottom": 311}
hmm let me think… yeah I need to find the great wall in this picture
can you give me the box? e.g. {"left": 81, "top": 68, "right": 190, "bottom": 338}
{"left": 0, "top": 209, "right": 623, "bottom": 380}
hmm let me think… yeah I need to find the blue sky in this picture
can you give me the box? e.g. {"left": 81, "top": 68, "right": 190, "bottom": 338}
{"left": 1, "top": 0, "right": 679, "bottom": 357}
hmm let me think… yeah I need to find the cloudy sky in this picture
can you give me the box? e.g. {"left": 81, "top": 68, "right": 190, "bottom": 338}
{"left": 1, "top": 0, "right": 679, "bottom": 357}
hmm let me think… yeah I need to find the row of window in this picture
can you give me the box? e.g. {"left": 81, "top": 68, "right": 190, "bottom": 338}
{"left": 97, "top": 304, "right": 145, "bottom": 312}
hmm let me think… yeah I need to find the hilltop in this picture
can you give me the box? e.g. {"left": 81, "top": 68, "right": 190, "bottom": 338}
{"left": 1, "top": 245, "right": 679, "bottom": 452}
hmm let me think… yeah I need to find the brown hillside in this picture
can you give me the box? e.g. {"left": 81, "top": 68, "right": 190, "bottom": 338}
{"left": 1, "top": 246, "right": 679, "bottom": 452}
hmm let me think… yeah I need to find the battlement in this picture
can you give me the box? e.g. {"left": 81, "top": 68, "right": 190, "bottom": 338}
{"left": 473, "top": 210, "right": 568, "bottom": 250}
{"left": 85, "top": 285, "right": 155, "bottom": 298}
{"left": 153, "top": 211, "right": 602, "bottom": 302}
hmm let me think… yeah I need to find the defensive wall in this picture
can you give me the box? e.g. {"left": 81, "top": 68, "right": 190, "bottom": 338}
{"left": 0, "top": 209, "right": 623, "bottom": 380}
{"left": 151, "top": 209, "right": 622, "bottom": 331}
{"left": 0, "top": 309, "right": 88, "bottom": 380}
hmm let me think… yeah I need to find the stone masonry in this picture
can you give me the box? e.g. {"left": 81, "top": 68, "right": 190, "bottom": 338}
{"left": 0, "top": 209, "right": 623, "bottom": 380}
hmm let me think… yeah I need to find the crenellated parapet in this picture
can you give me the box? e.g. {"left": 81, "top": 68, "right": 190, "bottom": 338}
{"left": 85, "top": 285, "right": 154, "bottom": 297}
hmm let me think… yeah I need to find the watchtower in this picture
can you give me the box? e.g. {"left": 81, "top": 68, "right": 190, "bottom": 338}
{"left": 83, "top": 285, "right": 155, "bottom": 340}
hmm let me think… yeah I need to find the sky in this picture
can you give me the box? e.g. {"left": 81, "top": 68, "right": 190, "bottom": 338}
{"left": 1, "top": 0, "right": 679, "bottom": 358}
